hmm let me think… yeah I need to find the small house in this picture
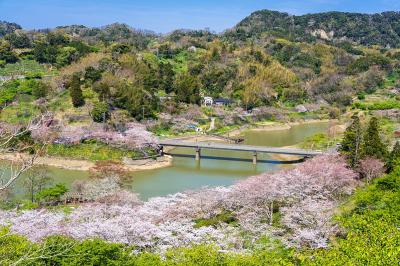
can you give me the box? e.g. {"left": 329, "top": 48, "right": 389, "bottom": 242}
{"left": 214, "top": 98, "right": 233, "bottom": 106}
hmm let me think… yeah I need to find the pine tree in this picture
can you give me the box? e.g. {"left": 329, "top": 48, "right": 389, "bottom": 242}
{"left": 340, "top": 115, "right": 363, "bottom": 167}
{"left": 69, "top": 74, "right": 85, "bottom": 108}
{"left": 387, "top": 141, "right": 400, "bottom": 172}
{"left": 363, "top": 117, "right": 388, "bottom": 160}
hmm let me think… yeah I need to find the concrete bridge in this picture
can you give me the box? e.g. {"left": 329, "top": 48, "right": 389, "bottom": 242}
{"left": 159, "top": 140, "right": 323, "bottom": 164}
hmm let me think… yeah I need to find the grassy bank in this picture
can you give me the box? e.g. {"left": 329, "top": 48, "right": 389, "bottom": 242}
{"left": 46, "top": 141, "right": 157, "bottom": 162}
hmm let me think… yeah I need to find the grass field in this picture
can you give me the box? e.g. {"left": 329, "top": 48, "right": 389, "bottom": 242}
{"left": 0, "top": 60, "right": 50, "bottom": 77}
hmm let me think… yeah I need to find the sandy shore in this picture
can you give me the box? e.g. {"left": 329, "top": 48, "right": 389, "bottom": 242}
{"left": 0, "top": 152, "right": 173, "bottom": 172}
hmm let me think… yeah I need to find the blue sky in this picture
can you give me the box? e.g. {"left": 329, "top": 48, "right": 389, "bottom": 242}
{"left": 1, "top": 0, "right": 400, "bottom": 33}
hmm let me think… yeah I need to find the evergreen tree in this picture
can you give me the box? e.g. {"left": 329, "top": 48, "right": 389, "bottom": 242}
{"left": 158, "top": 62, "right": 175, "bottom": 94}
{"left": 174, "top": 73, "right": 201, "bottom": 104}
{"left": 340, "top": 115, "right": 363, "bottom": 167}
{"left": 363, "top": 117, "right": 388, "bottom": 160}
{"left": 69, "top": 74, "right": 85, "bottom": 107}
{"left": 84, "top": 66, "right": 102, "bottom": 83}
{"left": 32, "top": 81, "right": 48, "bottom": 99}
{"left": 387, "top": 141, "right": 400, "bottom": 173}
{"left": 116, "top": 82, "right": 157, "bottom": 121}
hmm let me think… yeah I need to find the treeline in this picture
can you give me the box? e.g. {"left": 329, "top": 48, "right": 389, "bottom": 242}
{"left": 227, "top": 10, "right": 400, "bottom": 48}
{"left": 340, "top": 115, "right": 400, "bottom": 171}
{"left": 1, "top": 14, "right": 400, "bottom": 123}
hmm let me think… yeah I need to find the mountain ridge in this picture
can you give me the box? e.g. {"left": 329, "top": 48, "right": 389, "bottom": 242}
{"left": 225, "top": 9, "right": 400, "bottom": 47}
{"left": 3, "top": 9, "right": 400, "bottom": 47}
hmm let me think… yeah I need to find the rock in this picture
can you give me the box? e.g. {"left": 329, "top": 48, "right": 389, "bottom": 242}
{"left": 295, "top": 105, "right": 308, "bottom": 113}
{"left": 372, "top": 109, "right": 400, "bottom": 121}
{"left": 389, "top": 88, "right": 400, "bottom": 95}
{"left": 188, "top": 46, "right": 197, "bottom": 52}
{"left": 311, "top": 29, "right": 334, "bottom": 40}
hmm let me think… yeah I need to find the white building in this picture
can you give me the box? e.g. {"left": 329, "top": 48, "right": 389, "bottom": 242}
{"left": 203, "top": 96, "right": 213, "bottom": 106}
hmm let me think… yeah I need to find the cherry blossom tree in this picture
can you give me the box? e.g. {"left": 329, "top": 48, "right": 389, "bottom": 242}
{"left": 0, "top": 153, "right": 360, "bottom": 251}
{"left": 359, "top": 157, "right": 386, "bottom": 183}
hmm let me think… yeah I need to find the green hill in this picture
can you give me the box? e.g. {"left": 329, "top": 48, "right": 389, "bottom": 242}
{"left": 226, "top": 10, "right": 400, "bottom": 47}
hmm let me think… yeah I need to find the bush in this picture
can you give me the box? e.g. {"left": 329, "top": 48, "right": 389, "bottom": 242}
{"left": 353, "top": 100, "right": 400, "bottom": 111}
{"left": 194, "top": 211, "right": 237, "bottom": 228}
{"left": 304, "top": 167, "right": 400, "bottom": 265}
{"left": 90, "top": 102, "right": 110, "bottom": 123}
{"left": 0, "top": 230, "right": 296, "bottom": 265}
{"left": 35, "top": 184, "right": 68, "bottom": 203}
{"left": 84, "top": 66, "right": 102, "bottom": 83}
{"left": 31, "top": 81, "right": 48, "bottom": 99}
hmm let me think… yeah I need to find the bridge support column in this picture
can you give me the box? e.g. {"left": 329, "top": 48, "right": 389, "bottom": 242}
{"left": 195, "top": 147, "right": 201, "bottom": 161}
{"left": 252, "top": 151, "right": 257, "bottom": 165}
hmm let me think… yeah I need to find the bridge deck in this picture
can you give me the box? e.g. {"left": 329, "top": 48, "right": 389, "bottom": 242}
{"left": 159, "top": 140, "right": 322, "bottom": 156}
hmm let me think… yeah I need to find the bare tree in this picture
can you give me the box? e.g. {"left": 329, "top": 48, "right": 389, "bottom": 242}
{"left": 23, "top": 167, "right": 52, "bottom": 203}
{"left": 0, "top": 113, "right": 51, "bottom": 192}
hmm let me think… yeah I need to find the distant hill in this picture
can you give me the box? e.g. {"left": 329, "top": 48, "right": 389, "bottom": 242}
{"left": 225, "top": 10, "right": 400, "bottom": 48}
{"left": 53, "top": 23, "right": 157, "bottom": 48}
{"left": 0, "top": 21, "right": 22, "bottom": 37}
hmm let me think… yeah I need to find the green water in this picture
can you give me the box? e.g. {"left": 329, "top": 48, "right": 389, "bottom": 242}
{"left": 3, "top": 122, "right": 328, "bottom": 201}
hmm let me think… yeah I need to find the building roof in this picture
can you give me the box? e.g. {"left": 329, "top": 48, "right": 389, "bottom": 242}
{"left": 214, "top": 98, "right": 233, "bottom": 104}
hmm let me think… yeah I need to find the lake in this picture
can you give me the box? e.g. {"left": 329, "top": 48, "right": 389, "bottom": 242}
{"left": 3, "top": 122, "right": 329, "bottom": 201}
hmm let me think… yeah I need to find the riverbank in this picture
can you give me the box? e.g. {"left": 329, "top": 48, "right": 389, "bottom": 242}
{"left": 0, "top": 152, "right": 173, "bottom": 172}
{"left": 0, "top": 119, "right": 333, "bottom": 172}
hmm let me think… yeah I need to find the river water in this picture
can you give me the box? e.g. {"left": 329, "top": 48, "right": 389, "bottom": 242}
{"left": 3, "top": 122, "right": 328, "bottom": 201}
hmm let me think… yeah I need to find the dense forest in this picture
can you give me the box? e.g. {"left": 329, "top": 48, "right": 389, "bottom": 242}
{"left": 1, "top": 11, "right": 400, "bottom": 131}
{"left": 227, "top": 10, "right": 400, "bottom": 48}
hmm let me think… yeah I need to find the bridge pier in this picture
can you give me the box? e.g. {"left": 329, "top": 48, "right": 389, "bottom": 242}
{"left": 253, "top": 151, "right": 257, "bottom": 165}
{"left": 195, "top": 147, "right": 201, "bottom": 161}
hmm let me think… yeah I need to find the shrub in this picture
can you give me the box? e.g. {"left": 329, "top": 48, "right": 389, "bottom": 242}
{"left": 90, "top": 102, "right": 110, "bottom": 123}
{"left": 69, "top": 74, "right": 85, "bottom": 107}
{"left": 35, "top": 184, "right": 68, "bottom": 203}
{"left": 304, "top": 166, "right": 400, "bottom": 265}
{"left": 84, "top": 66, "right": 102, "bottom": 83}
{"left": 32, "top": 81, "right": 48, "bottom": 99}
{"left": 353, "top": 100, "right": 400, "bottom": 111}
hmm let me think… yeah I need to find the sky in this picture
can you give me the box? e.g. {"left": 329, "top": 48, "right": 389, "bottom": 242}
{"left": 1, "top": 0, "right": 400, "bottom": 33}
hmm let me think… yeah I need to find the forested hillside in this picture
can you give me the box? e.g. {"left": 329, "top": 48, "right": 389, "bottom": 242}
{"left": 226, "top": 10, "right": 400, "bottom": 48}
{"left": 0, "top": 12, "right": 399, "bottom": 143}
